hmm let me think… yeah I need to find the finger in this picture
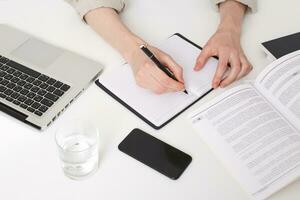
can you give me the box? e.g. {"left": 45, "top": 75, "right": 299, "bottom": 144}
{"left": 148, "top": 63, "right": 185, "bottom": 92}
{"left": 220, "top": 53, "right": 241, "bottom": 88}
{"left": 147, "top": 75, "right": 169, "bottom": 94}
{"left": 212, "top": 51, "right": 229, "bottom": 88}
{"left": 237, "top": 55, "right": 252, "bottom": 80}
{"left": 194, "top": 47, "right": 216, "bottom": 71}
{"left": 135, "top": 69, "right": 168, "bottom": 94}
{"left": 159, "top": 54, "right": 185, "bottom": 83}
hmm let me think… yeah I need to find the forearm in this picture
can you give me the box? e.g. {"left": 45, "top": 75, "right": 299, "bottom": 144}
{"left": 218, "top": 0, "right": 247, "bottom": 35}
{"left": 85, "top": 8, "right": 143, "bottom": 61}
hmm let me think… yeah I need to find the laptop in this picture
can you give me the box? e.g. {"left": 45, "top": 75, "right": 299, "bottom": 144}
{"left": 0, "top": 24, "right": 103, "bottom": 130}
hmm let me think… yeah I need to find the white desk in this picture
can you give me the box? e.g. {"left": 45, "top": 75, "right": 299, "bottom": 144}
{"left": 0, "top": 0, "right": 299, "bottom": 199}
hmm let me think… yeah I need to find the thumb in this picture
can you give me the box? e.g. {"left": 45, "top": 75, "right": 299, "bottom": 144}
{"left": 194, "top": 47, "right": 212, "bottom": 71}
{"left": 161, "top": 54, "right": 184, "bottom": 83}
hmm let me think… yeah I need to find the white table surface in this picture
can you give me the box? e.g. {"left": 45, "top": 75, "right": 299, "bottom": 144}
{"left": 0, "top": 0, "right": 299, "bottom": 200}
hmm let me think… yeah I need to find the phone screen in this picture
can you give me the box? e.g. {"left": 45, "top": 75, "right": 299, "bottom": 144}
{"left": 118, "top": 129, "right": 192, "bottom": 180}
{"left": 262, "top": 32, "right": 300, "bottom": 59}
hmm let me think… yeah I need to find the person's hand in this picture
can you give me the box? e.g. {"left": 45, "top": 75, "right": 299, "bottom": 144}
{"left": 194, "top": 0, "right": 252, "bottom": 89}
{"left": 127, "top": 45, "right": 185, "bottom": 94}
{"left": 194, "top": 29, "right": 252, "bottom": 88}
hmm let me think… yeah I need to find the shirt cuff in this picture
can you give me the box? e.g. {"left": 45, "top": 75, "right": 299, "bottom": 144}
{"left": 68, "top": 0, "right": 125, "bottom": 20}
{"left": 212, "top": 0, "right": 257, "bottom": 12}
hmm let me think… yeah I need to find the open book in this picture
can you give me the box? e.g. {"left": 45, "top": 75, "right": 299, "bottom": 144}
{"left": 190, "top": 50, "right": 300, "bottom": 200}
{"left": 96, "top": 34, "right": 217, "bottom": 129}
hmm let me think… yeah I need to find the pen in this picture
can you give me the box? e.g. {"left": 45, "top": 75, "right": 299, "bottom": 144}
{"left": 140, "top": 45, "right": 188, "bottom": 94}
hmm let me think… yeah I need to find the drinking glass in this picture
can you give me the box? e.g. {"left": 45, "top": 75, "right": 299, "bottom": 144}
{"left": 55, "top": 119, "right": 99, "bottom": 180}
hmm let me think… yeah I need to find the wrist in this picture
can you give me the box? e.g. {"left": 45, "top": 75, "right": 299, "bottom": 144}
{"left": 218, "top": 16, "right": 242, "bottom": 36}
{"left": 121, "top": 34, "right": 145, "bottom": 62}
{"left": 218, "top": 0, "right": 246, "bottom": 35}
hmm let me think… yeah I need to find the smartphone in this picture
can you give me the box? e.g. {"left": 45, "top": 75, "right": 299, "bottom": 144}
{"left": 118, "top": 128, "right": 192, "bottom": 180}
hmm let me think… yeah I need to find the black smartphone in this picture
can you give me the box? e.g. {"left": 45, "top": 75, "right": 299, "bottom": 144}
{"left": 262, "top": 32, "right": 300, "bottom": 59}
{"left": 118, "top": 128, "right": 192, "bottom": 180}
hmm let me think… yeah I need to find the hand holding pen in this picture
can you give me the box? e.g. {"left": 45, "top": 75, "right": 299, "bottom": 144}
{"left": 140, "top": 45, "right": 188, "bottom": 94}
{"left": 125, "top": 44, "right": 186, "bottom": 94}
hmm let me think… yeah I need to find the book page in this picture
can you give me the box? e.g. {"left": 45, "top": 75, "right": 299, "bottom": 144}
{"left": 189, "top": 84, "right": 300, "bottom": 200}
{"left": 255, "top": 50, "right": 300, "bottom": 130}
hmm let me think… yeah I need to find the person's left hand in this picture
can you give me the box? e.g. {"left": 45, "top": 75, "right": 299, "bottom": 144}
{"left": 194, "top": 28, "right": 252, "bottom": 88}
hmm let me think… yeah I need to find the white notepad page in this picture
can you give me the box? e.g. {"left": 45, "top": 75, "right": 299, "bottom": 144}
{"left": 98, "top": 34, "right": 217, "bottom": 127}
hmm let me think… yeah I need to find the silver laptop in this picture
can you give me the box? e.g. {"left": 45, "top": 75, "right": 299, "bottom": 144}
{"left": 0, "top": 24, "right": 103, "bottom": 130}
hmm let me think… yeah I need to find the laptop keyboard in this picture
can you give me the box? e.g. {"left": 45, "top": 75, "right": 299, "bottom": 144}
{"left": 0, "top": 55, "right": 70, "bottom": 117}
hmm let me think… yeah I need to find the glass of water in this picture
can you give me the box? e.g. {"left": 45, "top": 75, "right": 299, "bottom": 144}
{"left": 55, "top": 119, "right": 99, "bottom": 180}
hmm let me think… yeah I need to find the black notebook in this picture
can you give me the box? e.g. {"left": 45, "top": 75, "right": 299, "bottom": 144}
{"left": 261, "top": 32, "right": 300, "bottom": 59}
{"left": 96, "top": 34, "right": 217, "bottom": 129}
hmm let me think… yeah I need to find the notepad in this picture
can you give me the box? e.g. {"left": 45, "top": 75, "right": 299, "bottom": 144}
{"left": 96, "top": 33, "right": 218, "bottom": 129}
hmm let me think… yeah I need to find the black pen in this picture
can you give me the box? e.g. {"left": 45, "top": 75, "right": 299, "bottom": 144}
{"left": 140, "top": 45, "right": 188, "bottom": 94}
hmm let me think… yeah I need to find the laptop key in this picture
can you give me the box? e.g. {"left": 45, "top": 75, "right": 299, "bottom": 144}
{"left": 39, "top": 105, "right": 48, "bottom": 113}
{"left": 7, "top": 83, "right": 16, "bottom": 89}
{"left": 33, "top": 79, "right": 42, "bottom": 86}
{"left": 19, "top": 74, "right": 29, "bottom": 80}
{"left": 32, "top": 102, "right": 41, "bottom": 109}
{"left": 4, "top": 74, "right": 13, "bottom": 80}
{"left": 17, "top": 80, "right": 26, "bottom": 86}
{"left": 40, "top": 83, "right": 48, "bottom": 89}
{"left": 27, "top": 107, "right": 35, "bottom": 113}
{"left": 27, "top": 92, "right": 36, "bottom": 99}
{"left": 13, "top": 71, "right": 22, "bottom": 77}
{"left": 0, "top": 93, "right": 6, "bottom": 99}
{"left": 34, "top": 111, "right": 43, "bottom": 116}
{"left": 7, "top": 60, "right": 41, "bottom": 78}
{"left": 24, "top": 99, "right": 34, "bottom": 106}
{"left": 1, "top": 65, "right": 9, "bottom": 71}
{"left": 60, "top": 84, "right": 70, "bottom": 92}
{"left": 6, "top": 68, "right": 15, "bottom": 74}
{"left": 20, "top": 104, "right": 28, "bottom": 109}
{"left": 0, "top": 79, "right": 9, "bottom": 86}
{"left": 0, "top": 65, "right": 5, "bottom": 70}
{"left": 0, "top": 71, "right": 6, "bottom": 77}
{"left": 26, "top": 76, "right": 34, "bottom": 83}
{"left": 53, "top": 81, "right": 63, "bottom": 88}
{"left": 34, "top": 95, "right": 43, "bottom": 102}
{"left": 24, "top": 83, "right": 33, "bottom": 90}
{"left": 17, "top": 95, "right": 27, "bottom": 102}
{"left": 37, "top": 89, "right": 47, "bottom": 96}
{"left": 11, "top": 92, "right": 20, "bottom": 99}
{"left": 0, "top": 57, "right": 9, "bottom": 64}
{"left": 46, "top": 85, "right": 55, "bottom": 92}
{"left": 0, "top": 85, "right": 5, "bottom": 92}
{"left": 41, "top": 98, "right": 53, "bottom": 107}
{"left": 53, "top": 89, "right": 64, "bottom": 97}
{"left": 6, "top": 96, "right": 13, "bottom": 102}
{"left": 46, "top": 78, "right": 56, "bottom": 85}
{"left": 13, "top": 86, "right": 22, "bottom": 92}
{"left": 4, "top": 89, "right": 13, "bottom": 96}
{"left": 38, "top": 74, "right": 49, "bottom": 82}
{"left": 20, "top": 89, "right": 29, "bottom": 95}
{"left": 45, "top": 93, "right": 59, "bottom": 102}
{"left": 11, "top": 77, "right": 20, "bottom": 83}
{"left": 13, "top": 100, "right": 21, "bottom": 106}
{"left": 31, "top": 86, "right": 39, "bottom": 92}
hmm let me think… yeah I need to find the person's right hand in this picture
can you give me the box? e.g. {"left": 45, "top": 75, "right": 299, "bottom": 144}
{"left": 85, "top": 8, "right": 185, "bottom": 94}
{"left": 126, "top": 45, "right": 185, "bottom": 94}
